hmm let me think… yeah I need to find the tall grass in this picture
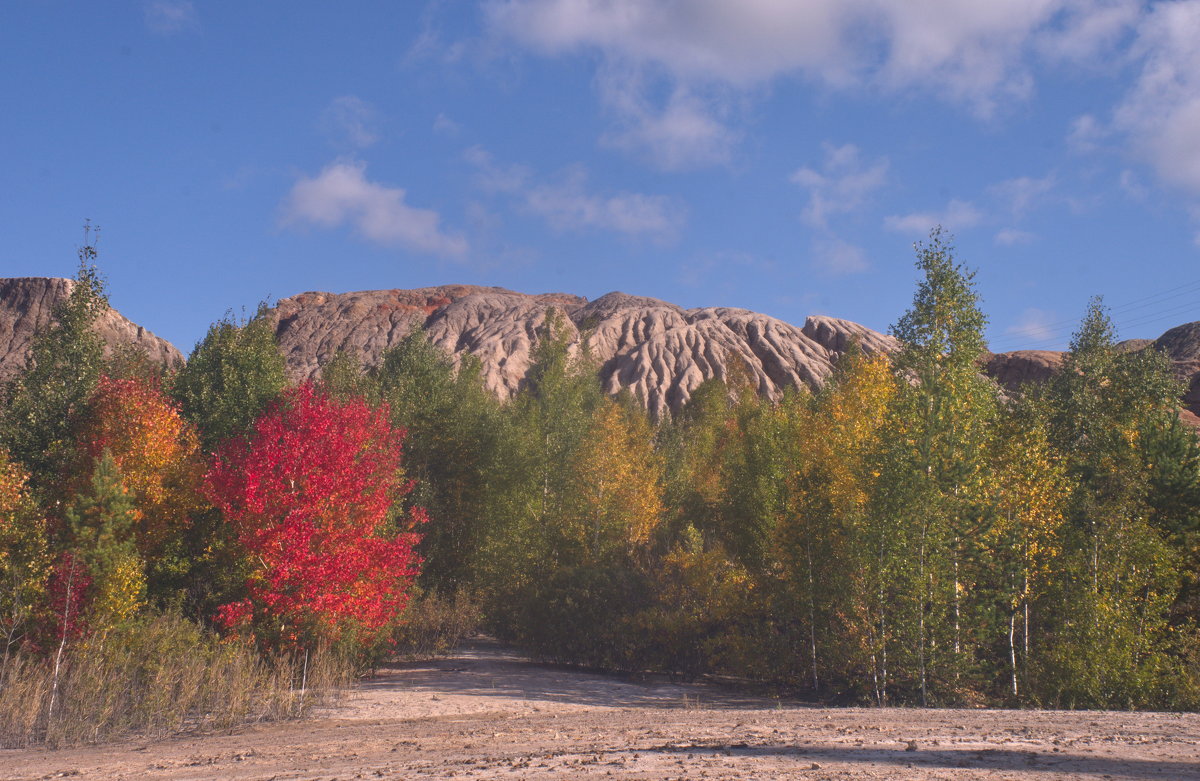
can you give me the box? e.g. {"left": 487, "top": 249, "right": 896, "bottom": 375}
{"left": 0, "top": 613, "right": 351, "bottom": 748}
{"left": 391, "top": 589, "right": 481, "bottom": 660}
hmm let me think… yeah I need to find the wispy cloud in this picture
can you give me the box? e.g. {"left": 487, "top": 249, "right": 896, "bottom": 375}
{"left": 811, "top": 237, "right": 870, "bottom": 276}
{"left": 465, "top": 146, "right": 686, "bottom": 240}
{"left": 791, "top": 143, "right": 889, "bottom": 228}
{"left": 597, "top": 73, "right": 737, "bottom": 170}
{"left": 1006, "top": 307, "right": 1058, "bottom": 342}
{"left": 144, "top": 0, "right": 197, "bottom": 34}
{"left": 280, "top": 160, "right": 467, "bottom": 257}
{"left": 433, "top": 113, "right": 462, "bottom": 136}
{"left": 990, "top": 174, "right": 1056, "bottom": 218}
{"left": 1067, "top": 113, "right": 1108, "bottom": 153}
{"left": 319, "top": 96, "right": 380, "bottom": 150}
{"left": 884, "top": 199, "right": 984, "bottom": 234}
{"left": 994, "top": 228, "right": 1035, "bottom": 246}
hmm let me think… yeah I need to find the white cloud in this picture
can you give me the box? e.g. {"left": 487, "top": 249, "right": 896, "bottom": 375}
{"left": 281, "top": 160, "right": 468, "bottom": 257}
{"left": 599, "top": 79, "right": 737, "bottom": 170}
{"left": 144, "top": 0, "right": 197, "bottom": 34}
{"left": 884, "top": 199, "right": 984, "bottom": 234}
{"left": 466, "top": 147, "right": 686, "bottom": 240}
{"left": 1036, "top": 0, "right": 1141, "bottom": 64}
{"left": 994, "top": 228, "right": 1036, "bottom": 245}
{"left": 812, "top": 237, "right": 870, "bottom": 275}
{"left": 1119, "top": 169, "right": 1149, "bottom": 199}
{"left": 791, "top": 143, "right": 889, "bottom": 228}
{"left": 319, "top": 96, "right": 379, "bottom": 150}
{"left": 527, "top": 169, "right": 685, "bottom": 238}
{"left": 1115, "top": 0, "right": 1200, "bottom": 193}
{"left": 1067, "top": 113, "right": 1107, "bottom": 152}
{"left": 1007, "top": 307, "right": 1058, "bottom": 341}
{"left": 464, "top": 145, "right": 532, "bottom": 193}
{"left": 486, "top": 0, "right": 1131, "bottom": 115}
{"left": 990, "top": 174, "right": 1056, "bottom": 218}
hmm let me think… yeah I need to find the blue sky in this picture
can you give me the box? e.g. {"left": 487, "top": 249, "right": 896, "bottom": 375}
{"left": 4, "top": 1, "right": 1200, "bottom": 355}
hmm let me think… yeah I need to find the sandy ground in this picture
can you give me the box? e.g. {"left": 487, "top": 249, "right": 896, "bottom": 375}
{"left": 5, "top": 638, "right": 1200, "bottom": 780}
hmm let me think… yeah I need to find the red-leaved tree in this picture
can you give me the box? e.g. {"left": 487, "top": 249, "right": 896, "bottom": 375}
{"left": 205, "top": 383, "right": 424, "bottom": 648}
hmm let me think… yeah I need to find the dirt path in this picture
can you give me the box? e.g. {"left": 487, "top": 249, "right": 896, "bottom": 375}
{"left": 6, "top": 638, "right": 1200, "bottom": 780}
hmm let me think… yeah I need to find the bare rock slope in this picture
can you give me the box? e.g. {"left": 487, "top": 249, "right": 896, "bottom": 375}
{"left": 0, "top": 277, "right": 183, "bottom": 383}
{"left": 268, "top": 286, "right": 899, "bottom": 417}
{"left": 269, "top": 286, "right": 1200, "bottom": 424}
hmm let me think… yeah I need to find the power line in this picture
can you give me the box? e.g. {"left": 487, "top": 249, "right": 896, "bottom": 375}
{"left": 989, "top": 287, "right": 1200, "bottom": 353}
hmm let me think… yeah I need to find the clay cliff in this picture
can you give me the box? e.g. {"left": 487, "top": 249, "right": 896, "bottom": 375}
{"left": 0, "top": 277, "right": 183, "bottom": 383}
{"left": 267, "top": 286, "right": 899, "bottom": 418}
{"left": 266, "top": 285, "right": 1200, "bottom": 422}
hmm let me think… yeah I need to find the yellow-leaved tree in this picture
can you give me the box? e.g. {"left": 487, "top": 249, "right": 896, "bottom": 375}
{"left": 0, "top": 448, "right": 49, "bottom": 665}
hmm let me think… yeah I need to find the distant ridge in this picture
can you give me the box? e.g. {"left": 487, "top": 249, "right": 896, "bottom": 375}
{"left": 264, "top": 285, "right": 898, "bottom": 418}
{"left": 2, "top": 277, "right": 1198, "bottom": 424}
{"left": 0, "top": 277, "right": 183, "bottom": 383}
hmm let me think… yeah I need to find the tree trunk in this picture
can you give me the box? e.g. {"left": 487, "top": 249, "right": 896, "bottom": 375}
{"left": 806, "top": 541, "right": 819, "bottom": 692}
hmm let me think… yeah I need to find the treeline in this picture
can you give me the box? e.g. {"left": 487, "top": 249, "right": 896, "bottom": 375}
{"left": 2, "top": 226, "right": 1199, "bottom": 725}
{"left": 365, "top": 229, "right": 1200, "bottom": 709}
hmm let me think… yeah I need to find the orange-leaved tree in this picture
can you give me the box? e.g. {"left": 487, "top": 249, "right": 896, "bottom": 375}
{"left": 74, "top": 375, "right": 205, "bottom": 560}
{"left": 205, "top": 382, "right": 424, "bottom": 650}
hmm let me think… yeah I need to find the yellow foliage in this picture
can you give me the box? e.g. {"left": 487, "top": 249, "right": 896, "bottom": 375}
{"left": 566, "top": 400, "right": 665, "bottom": 560}
{"left": 88, "top": 551, "right": 145, "bottom": 633}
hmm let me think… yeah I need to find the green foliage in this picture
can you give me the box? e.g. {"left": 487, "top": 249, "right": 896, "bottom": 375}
{"left": 2, "top": 244, "right": 108, "bottom": 495}
{"left": 1037, "top": 297, "right": 1189, "bottom": 707}
{"left": 65, "top": 452, "right": 145, "bottom": 632}
{"left": 879, "top": 227, "right": 999, "bottom": 704}
{"left": 319, "top": 350, "right": 380, "bottom": 404}
{"left": 168, "top": 307, "right": 287, "bottom": 452}
{"left": 375, "top": 328, "right": 509, "bottom": 592}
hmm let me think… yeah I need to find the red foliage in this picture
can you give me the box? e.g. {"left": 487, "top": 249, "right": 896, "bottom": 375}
{"left": 45, "top": 551, "right": 93, "bottom": 647}
{"left": 205, "top": 383, "right": 424, "bottom": 645}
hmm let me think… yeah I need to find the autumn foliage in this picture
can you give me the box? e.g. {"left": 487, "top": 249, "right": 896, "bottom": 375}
{"left": 205, "top": 383, "right": 424, "bottom": 646}
{"left": 5, "top": 232, "right": 1200, "bottom": 725}
{"left": 74, "top": 375, "right": 204, "bottom": 556}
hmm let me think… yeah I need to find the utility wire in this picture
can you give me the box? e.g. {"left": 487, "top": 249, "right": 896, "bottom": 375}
{"left": 990, "top": 282, "right": 1200, "bottom": 353}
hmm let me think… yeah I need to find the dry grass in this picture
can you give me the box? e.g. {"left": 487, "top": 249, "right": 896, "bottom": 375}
{"left": 391, "top": 589, "right": 482, "bottom": 660}
{"left": 0, "top": 613, "right": 351, "bottom": 748}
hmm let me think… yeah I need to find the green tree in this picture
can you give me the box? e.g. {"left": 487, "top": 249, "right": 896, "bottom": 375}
{"left": 65, "top": 451, "right": 145, "bottom": 636}
{"left": 375, "top": 328, "right": 507, "bottom": 592}
{"left": 1040, "top": 298, "right": 1188, "bottom": 707}
{"left": 320, "top": 350, "right": 381, "bottom": 405}
{"left": 882, "top": 226, "right": 998, "bottom": 704}
{"left": 168, "top": 307, "right": 288, "bottom": 452}
{"left": 480, "top": 311, "right": 622, "bottom": 655}
{"left": 2, "top": 230, "right": 108, "bottom": 495}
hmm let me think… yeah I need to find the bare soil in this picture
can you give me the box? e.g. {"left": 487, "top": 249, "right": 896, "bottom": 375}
{"left": 5, "top": 638, "right": 1199, "bottom": 780}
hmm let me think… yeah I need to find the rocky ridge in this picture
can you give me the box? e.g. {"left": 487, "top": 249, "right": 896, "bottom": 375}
{"left": 0, "top": 277, "right": 183, "bottom": 384}
{"left": 3, "top": 278, "right": 1199, "bottom": 424}
{"left": 267, "top": 286, "right": 899, "bottom": 418}
{"left": 266, "top": 285, "right": 1200, "bottom": 422}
